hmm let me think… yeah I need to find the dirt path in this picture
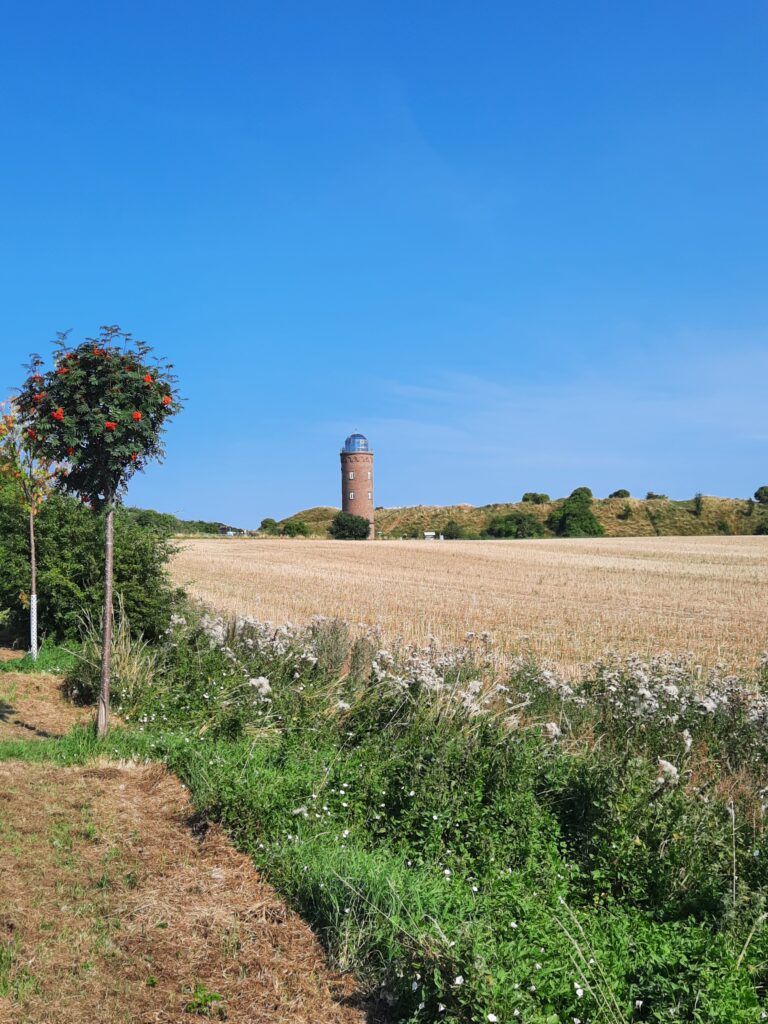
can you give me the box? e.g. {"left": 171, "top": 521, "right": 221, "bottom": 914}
{"left": 0, "top": 654, "right": 371, "bottom": 1023}
{"left": 0, "top": 761, "right": 369, "bottom": 1024}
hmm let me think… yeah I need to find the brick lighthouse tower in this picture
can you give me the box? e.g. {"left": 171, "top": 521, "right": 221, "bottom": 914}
{"left": 340, "top": 432, "right": 375, "bottom": 538}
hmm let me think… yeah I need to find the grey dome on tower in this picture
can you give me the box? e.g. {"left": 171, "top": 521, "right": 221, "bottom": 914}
{"left": 343, "top": 433, "right": 370, "bottom": 453}
{"left": 340, "top": 432, "right": 375, "bottom": 538}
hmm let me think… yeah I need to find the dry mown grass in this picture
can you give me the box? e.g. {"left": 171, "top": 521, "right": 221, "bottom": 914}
{"left": 171, "top": 536, "right": 768, "bottom": 675}
{"left": 0, "top": 673, "right": 91, "bottom": 741}
{"left": 0, "top": 760, "right": 368, "bottom": 1024}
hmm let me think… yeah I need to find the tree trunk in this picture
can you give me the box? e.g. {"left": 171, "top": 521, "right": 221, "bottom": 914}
{"left": 29, "top": 509, "right": 38, "bottom": 660}
{"left": 97, "top": 505, "right": 114, "bottom": 737}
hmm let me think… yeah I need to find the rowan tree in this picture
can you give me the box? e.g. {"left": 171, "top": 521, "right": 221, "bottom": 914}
{"left": 15, "top": 326, "right": 181, "bottom": 734}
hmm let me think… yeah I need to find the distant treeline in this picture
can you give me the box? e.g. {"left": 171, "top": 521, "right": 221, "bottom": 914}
{"left": 120, "top": 507, "right": 242, "bottom": 537}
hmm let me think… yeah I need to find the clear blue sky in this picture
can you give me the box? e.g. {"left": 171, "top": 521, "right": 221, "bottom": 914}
{"left": 1, "top": 2, "right": 765, "bottom": 526}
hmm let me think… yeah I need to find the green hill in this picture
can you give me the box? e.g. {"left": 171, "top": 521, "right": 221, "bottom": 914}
{"left": 280, "top": 496, "right": 768, "bottom": 539}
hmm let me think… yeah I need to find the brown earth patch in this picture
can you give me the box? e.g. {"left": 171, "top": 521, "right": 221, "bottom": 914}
{"left": 0, "top": 650, "right": 24, "bottom": 664}
{"left": 0, "top": 673, "right": 92, "bottom": 740}
{"left": 0, "top": 760, "right": 370, "bottom": 1023}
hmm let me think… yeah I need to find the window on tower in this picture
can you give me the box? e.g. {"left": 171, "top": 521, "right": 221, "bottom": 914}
{"left": 349, "top": 491, "right": 354, "bottom": 499}
{"left": 367, "top": 491, "right": 372, "bottom": 500}
{"left": 349, "top": 471, "right": 355, "bottom": 480}
{"left": 367, "top": 470, "right": 371, "bottom": 479}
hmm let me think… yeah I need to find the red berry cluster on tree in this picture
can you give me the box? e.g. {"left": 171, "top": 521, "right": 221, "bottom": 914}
{"left": 16, "top": 326, "right": 181, "bottom": 509}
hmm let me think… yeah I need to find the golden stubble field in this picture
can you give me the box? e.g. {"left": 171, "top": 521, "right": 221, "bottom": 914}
{"left": 170, "top": 537, "right": 768, "bottom": 676}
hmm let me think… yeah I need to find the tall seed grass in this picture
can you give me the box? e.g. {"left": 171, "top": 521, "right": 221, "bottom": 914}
{"left": 64, "top": 595, "right": 158, "bottom": 708}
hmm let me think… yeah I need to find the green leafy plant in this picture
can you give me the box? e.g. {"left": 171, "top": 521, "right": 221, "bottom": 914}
{"left": 485, "top": 511, "right": 545, "bottom": 538}
{"left": 609, "top": 489, "right": 630, "bottom": 498}
{"left": 645, "top": 491, "right": 668, "bottom": 501}
{"left": 693, "top": 492, "right": 705, "bottom": 517}
{"left": 15, "top": 326, "right": 181, "bottom": 734}
{"left": 259, "top": 517, "right": 279, "bottom": 535}
{"left": 442, "top": 519, "right": 465, "bottom": 539}
{"left": 329, "top": 510, "right": 371, "bottom": 539}
{"left": 281, "top": 519, "right": 309, "bottom": 537}
{"left": 184, "top": 983, "right": 223, "bottom": 1016}
{"left": 548, "top": 488, "right": 604, "bottom": 537}
{"left": 521, "top": 491, "right": 550, "bottom": 504}
{"left": 755, "top": 486, "right": 768, "bottom": 506}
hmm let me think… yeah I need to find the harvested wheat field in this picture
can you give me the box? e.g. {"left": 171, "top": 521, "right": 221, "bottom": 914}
{"left": 0, "top": 759, "right": 368, "bottom": 1024}
{"left": 172, "top": 536, "right": 768, "bottom": 675}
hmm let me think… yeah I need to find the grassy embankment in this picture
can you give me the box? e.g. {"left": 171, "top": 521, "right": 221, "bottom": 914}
{"left": 280, "top": 496, "right": 768, "bottom": 538}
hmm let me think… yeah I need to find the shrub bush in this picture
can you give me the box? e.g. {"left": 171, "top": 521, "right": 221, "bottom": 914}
{"left": 609, "top": 488, "right": 630, "bottom": 498}
{"left": 260, "top": 517, "right": 279, "bottom": 534}
{"left": 548, "top": 488, "right": 604, "bottom": 537}
{"left": 0, "top": 481, "right": 178, "bottom": 644}
{"left": 646, "top": 491, "right": 668, "bottom": 501}
{"left": 442, "top": 519, "right": 465, "bottom": 539}
{"left": 282, "top": 519, "right": 309, "bottom": 537}
{"left": 755, "top": 486, "right": 768, "bottom": 505}
{"left": 693, "top": 492, "right": 704, "bottom": 517}
{"left": 329, "top": 511, "right": 370, "bottom": 540}
{"left": 521, "top": 492, "right": 550, "bottom": 504}
{"left": 485, "top": 512, "right": 545, "bottom": 538}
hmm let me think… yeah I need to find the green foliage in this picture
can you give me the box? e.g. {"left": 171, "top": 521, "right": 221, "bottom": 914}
{"left": 64, "top": 597, "right": 159, "bottom": 706}
{"left": 646, "top": 491, "right": 668, "bottom": 501}
{"left": 609, "top": 488, "right": 630, "bottom": 498}
{"left": 0, "top": 641, "right": 76, "bottom": 675}
{"left": 329, "top": 510, "right": 371, "bottom": 540}
{"left": 260, "top": 517, "right": 279, "bottom": 535}
{"left": 0, "top": 484, "right": 177, "bottom": 644}
{"left": 755, "top": 486, "right": 768, "bottom": 505}
{"left": 548, "top": 487, "right": 604, "bottom": 538}
{"left": 120, "top": 507, "right": 229, "bottom": 537}
{"left": 442, "top": 519, "right": 465, "bottom": 539}
{"left": 745, "top": 498, "right": 755, "bottom": 517}
{"left": 485, "top": 511, "right": 545, "bottom": 538}
{"left": 617, "top": 502, "right": 632, "bottom": 521}
{"left": 59, "top": 616, "right": 768, "bottom": 1024}
{"left": 754, "top": 519, "right": 768, "bottom": 535}
{"left": 184, "top": 983, "right": 223, "bottom": 1016}
{"left": 281, "top": 519, "right": 309, "bottom": 537}
{"left": 693, "top": 492, "right": 705, "bottom": 517}
{"left": 521, "top": 492, "right": 550, "bottom": 504}
{"left": 16, "top": 327, "right": 181, "bottom": 509}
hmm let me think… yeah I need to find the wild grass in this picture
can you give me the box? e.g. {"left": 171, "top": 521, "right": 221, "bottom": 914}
{"left": 171, "top": 535, "right": 768, "bottom": 675}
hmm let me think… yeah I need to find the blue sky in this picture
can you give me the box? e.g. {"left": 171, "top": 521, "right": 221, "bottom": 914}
{"left": 1, "top": 2, "right": 765, "bottom": 527}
